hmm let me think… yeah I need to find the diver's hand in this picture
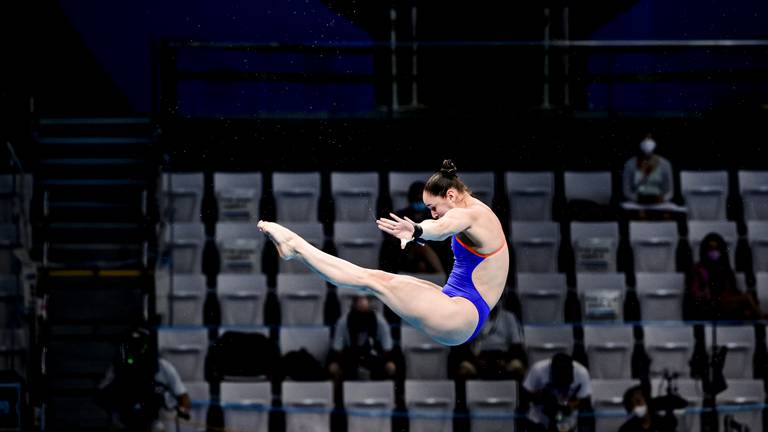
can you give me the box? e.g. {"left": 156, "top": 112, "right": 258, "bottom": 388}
{"left": 376, "top": 213, "right": 416, "bottom": 249}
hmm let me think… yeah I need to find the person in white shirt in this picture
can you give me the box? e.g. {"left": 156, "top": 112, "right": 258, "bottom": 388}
{"left": 451, "top": 307, "right": 526, "bottom": 380}
{"left": 622, "top": 134, "right": 674, "bottom": 205}
{"left": 522, "top": 353, "right": 593, "bottom": 432}
{"left": 328, "top": 295, "right": 397, "bottom": 380}
{"left": 154, "top": 358, "right": 190, "bottom": 415}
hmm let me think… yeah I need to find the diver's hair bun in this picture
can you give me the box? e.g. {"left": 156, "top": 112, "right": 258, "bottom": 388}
{"left": 425, "top": 159, "right": 468, "bottom": 197}
{"left": 439, "top": 159, "right": 458, "bottom": 179}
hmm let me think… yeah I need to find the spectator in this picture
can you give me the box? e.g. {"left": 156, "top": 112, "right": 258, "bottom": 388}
{"left": 522, "top": 353, "right": 593, "bottom": 432}
{"left": 618, "top": 385, "right": 665, "bottom": 432}
{"left": 381, "top": 181, "right": 449, "bottom": 274}
{"left": 622, "top": 134, "right": 674, "bottom": 205}
{"left": 97, "top": 328, "right": 190, "bottom": 432}
{"left": 328, "top": 295, "right": 397, "bottom": 380}
{"left": 684, "top": 232, "right": 760, "bottom": 321}
{"left": 398, "top": 181, "right": 432, "bottom": 223}
{"left": 450, "top": 306, "right": 526, "bottom": 380}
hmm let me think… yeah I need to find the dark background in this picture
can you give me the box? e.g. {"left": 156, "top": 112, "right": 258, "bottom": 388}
{"left": 3, "top": 0, "right": 768, "bottom": 171}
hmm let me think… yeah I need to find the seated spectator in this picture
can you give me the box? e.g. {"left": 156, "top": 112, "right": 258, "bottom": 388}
{"left": 397, "top": 181, "right": 431, "bottom": 222}
{"left": 618, "top": 385, "right": 665, "bottom": 432}
{"left": 622, "top": 134, "right": 674, "bottom": 205}
{"left": 521, "top": 353, "right": 593, "bottom": 432}
{"left": 450, "top": 306, "right": 526, "bottom": 380}
{"left": 683, "top": 232, "right": 760, "bottom": 321}
{"left": 328, "top": 295, "right": 397, "bottom": 380}
{"left": 621, "top": 134, "right": 685, "bottom": 221}
{"left": 381, "top": 181, "right": 449, "bottom": 274}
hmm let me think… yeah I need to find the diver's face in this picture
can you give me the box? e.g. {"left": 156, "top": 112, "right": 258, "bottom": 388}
{"left": 422, "top": 190, "right": 455, "bottom": 219}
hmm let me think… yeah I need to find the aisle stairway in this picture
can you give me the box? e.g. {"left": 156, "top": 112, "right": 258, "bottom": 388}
{"left": 32, "top": 118, "right": 158, "bottom": 431}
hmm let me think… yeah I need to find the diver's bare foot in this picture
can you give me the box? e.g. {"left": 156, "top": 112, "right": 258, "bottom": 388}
{"left": 257, "top": 220, "right": 299, "bottom": 260}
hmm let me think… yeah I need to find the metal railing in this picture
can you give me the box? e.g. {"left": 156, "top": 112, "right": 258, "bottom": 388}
{"left": 153, "top": 7, "right": 768, "bottom": 118}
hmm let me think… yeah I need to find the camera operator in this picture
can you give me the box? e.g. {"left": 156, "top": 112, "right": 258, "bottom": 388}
{"left": 97, "top": 328, "right": 191, "bottom": 431}
{"left": 522, "top": 353, "right": 593, "bottom": 432}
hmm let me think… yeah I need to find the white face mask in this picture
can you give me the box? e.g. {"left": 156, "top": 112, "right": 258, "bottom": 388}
{"left": 640, "top": 139, "right": 656, "bottom": 155}
{"left": 633, "top": 404, "right": 648, "bottom": 418}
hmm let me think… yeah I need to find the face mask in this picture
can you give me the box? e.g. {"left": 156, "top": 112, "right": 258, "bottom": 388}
{"left": 640, "top": 139, "right": 656, "bottom": 155}
{"left": 633, "top": 404, "right": 648, "bottom": 418}
{"left": 412, "top": 202, "right": 428, "bottom": 212}
{"left": 707, "top": 250, "right": 722, "bottom": 262}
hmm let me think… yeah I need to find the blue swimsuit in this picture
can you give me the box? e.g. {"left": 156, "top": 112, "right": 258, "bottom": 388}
{"left": 442, "top": 235, "right": 505, "bottom": 343}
